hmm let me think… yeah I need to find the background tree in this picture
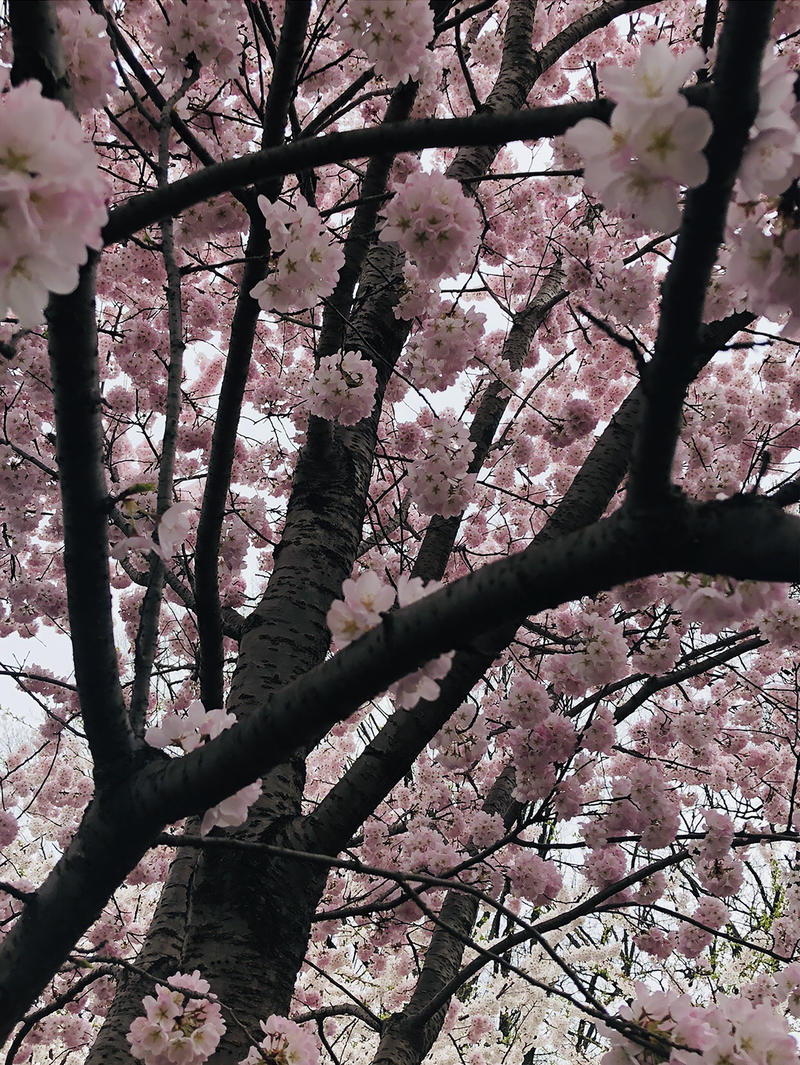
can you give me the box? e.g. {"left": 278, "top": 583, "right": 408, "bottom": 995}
{"left": 0, "top": 0, "right": 799, "bottom": 1063}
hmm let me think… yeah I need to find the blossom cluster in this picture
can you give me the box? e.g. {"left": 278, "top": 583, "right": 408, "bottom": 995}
{"left": 507, "top": 849, "right": 562, "bottom": 907}
{"left": 545, "top": 612, "right": 629, "bottom": 694}
{"left": 600, "top": 984, "right": 800, "bottom": 1064}
{"left": 723, "top": 55, "right": 800, "bottom": 335}
{"left": 379, "top": 171, "right": 482, "bottom": 280}
{"left": 0, "top": 72, "right": 107, "bottom": 328}
{"left": 146, "top": 700, "right": 262, "bottom": 835}
{"left": 508, "top": 711, "right": 577, "bottom": 805}
{"left": 565, "top": 42, "right": 713, "bottom": 232}
{"left": 250, "top": 195, "right": 345, "bottom": 313}
{"left": 398, "top": 819, "right": 462, "bottom": 877}
{"left": 407, "top": 415, "right": 476, "bottom": 518}
{"left": 326, "top": 571, "right": 453, "bottom": 708}
{"left": 335, "top": 0, "right": 434, "bottom": 86}
{"left": 326, "top": 571, "right": 395, "bottom": 651}
{"left": 150, "top": 0, "right": 241, "bottom": 81}
{"left": 239, "top": 1014, "right": 318, "bottom": 1064}
{"left": 56, "top": 2, "right": 116, "bottom": 113}
{"left": 675, "top": 897, "right": 729, "bottom": 959}
{"left": 401, "top": 302, "right": 486, "bottom": 391}
{"left": 777, "top": 963, "right": 800, "bottom": 1018}
{"left": 602, "top": 761, "right": 681, "bottom": 851}
{"left": 307, "top": 350, "right": 378, "bottom": 426}
{"left": 497, "top": 676, "right": 578, "bottom": 805}
{"left": 669, "top": 576, "right": 780, "bottom": 635}
{"left": 738, "top": 53, "right": 800, "bottom": 202}
{"left": 128, "top": 970, "right": 226, "bottom": 1065}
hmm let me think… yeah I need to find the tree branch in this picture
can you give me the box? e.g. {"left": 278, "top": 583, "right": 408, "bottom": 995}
{"left": 102, "top": 100, "right": 615, "bottom": 245}
{"left": 0, "top": 491, "right": 796, "bottom": 1036}
{"left": 626, "top": 1, "right": 774, "bottom": 508}
{"left": 44, "top": 260, "right": 136, "bottom": 780}
{"left": 129, "top": 74, "right": 195, "bottom": 735}
{"left": 193, "top": 2, "right": 311, "bottom": 710}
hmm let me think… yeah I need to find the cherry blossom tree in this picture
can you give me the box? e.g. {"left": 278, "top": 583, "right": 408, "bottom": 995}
{"left": 0, "top": 1, "right": 799, "bottom": 1063}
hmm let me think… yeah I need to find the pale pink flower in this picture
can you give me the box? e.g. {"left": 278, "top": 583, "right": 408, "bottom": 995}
{"left": 198, "top": 708, "right": 237, "bottom": 741}
{"left": 695, "top": 854, "right": 744, "bottom": 897}
{"left": 582, "top": 706, "right": 616, "bottom": 754}
{"left": 628, "top": 100, "right": 712, "bottom": 186}
{"left": 326, "top": 598, "right": 374, "bottom": 651}
{"left": 200, "top": 780, "right": 262, "bottom": 835}
{"left": 326, "top": 569, "right": 394, "bottom": 650}
{"left": 111, "top": 500, "right": 194, "bottom": 563}
{"left": 307, "top": 350, "right": 378, "bottom": 426}
{"left": 56, "top": 3, "right": 116, "bottom": 112}
{"left": 676, "top": 921, "right": 713, "bottom": 959}
{"left": 389, "top": 650, "right": 453, "bottom": 709}
{"left": 434, "top": 702, "right": 490, "bottom": 771}
{"left": 738, "top": 52, "right": 800, "bottom": 200}
{"left": 393, "top": 263, "right": 437, "bottom": 320}
{"left": 342, "top": 570, "right": 395, "bottom": 621}
{"left": 775, "top": 962, "right": 800, "bottom": 1017}
{"left": 583, "top": 843, "right": 627, "bottom": 887}
{"left": 600, "top": 42, "right": 705, "bottom": 108}
{"left": 633, "top": 928, "right": 675, "bottom": 960}
{"left": 240, "top": 1014, "right": 318, "bottom": 1065}
{"left": 402, "top": 302, "right": 486, "bottom": 390}
{"left": 128, "top": 1017, "right": 170, "bottom": 1061}
{"left": 565, "top": 44, "right": 712, "bottom": 233}
{"left": 379, "top": 172, "right": 482, "bottom": 280}
{"left": 145, "top": 702, "right": 260, "bottom": 836}
{"left": 157, "top": 502, "right": 196, "bottom": 559}
{"left": 725, "top": 222, "right": 780, "bottom": 295}
{"left": 151, "top": 0, "right": 241, "bottom": 80}
{"left": 374, "top": 575, "right": 455, "bottom": 707}
{"left": 251, "top": 195, "right": 344, "bottom": 313}
{"left": 128, "top": 972, "right": 226, "bottom": 1065}
{"left": 694, "top": 897, "right": 729, "bottom": 929}
{"left": 508, "top": 851, "right": 562, "bottom": 906}
{"left": 335, "top": 0, "right": 434, "bottom": 86}
{"left": 740, "top": 128, "right": 800, "bottom": 200}
{"left": 0, "top": 76, "right": 106, "bottom": 327}
{"left": 396, "top": 573, "right": 439, "bottom": 607}
{"left": 145, "top": 700, "right": 209, "bottom": 753}
{"left": 407, "top": 415, "right": 476, "bottom": 518}
{"left": 0, "top": 809, "right": 18, "bottom": 848}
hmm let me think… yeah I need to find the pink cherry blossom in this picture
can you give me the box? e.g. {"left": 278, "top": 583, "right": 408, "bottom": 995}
{"left": 407, "top": 414, "right": 476, "bottom": 518}
{"left": 600, "top": 42, "right": 705, "bottom": 108}
{"left": 56, "top": 3, "right": 116, "bottom": 112}
{"left": 565, "top": 44, "right": 712, "bottom": 233}
{"left": 251, "top": 195, "right": 345, "bottom": 313}
{"left": 145, "top": 701, "right": 261, "bottom": 835}
{"left": 0, "top": 809, "right": 19, "bottom": 848}
{"left": 307, "top": 350, "right": 378, "bottom": 426}
{"left": 508, "top": 850, "right": 562, "bottom": 906}
{"left": 111, "top": 501, "right": 195, "bottom": 563}
{"left": 239, "top": 1014, "right": 318, "bottom": 1064}
{"left": 326, "top": 569, "right": 394, "bottom": 650}
{"left": 150, "top": 0, "right": 241, "bottom": 81}
{"left": 128, "top": 971, "right": 226, "bottom": 1065}
{"left": 379, "top": 172, "right": 482, "bottom": 280}
{"left": 0, "top": 75, "right": 106, "bottom": 327}
{"left": 145, "top": 699, "right": 209, "bottom": 753}
{"left": 739, "top": 53, "right": 800, "bottom": 200}
{"left": 199, "top": 781, "right": 262, "bottom": 836}
{"left": 335, "top": 0, "right": 434, "bottom": 86}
